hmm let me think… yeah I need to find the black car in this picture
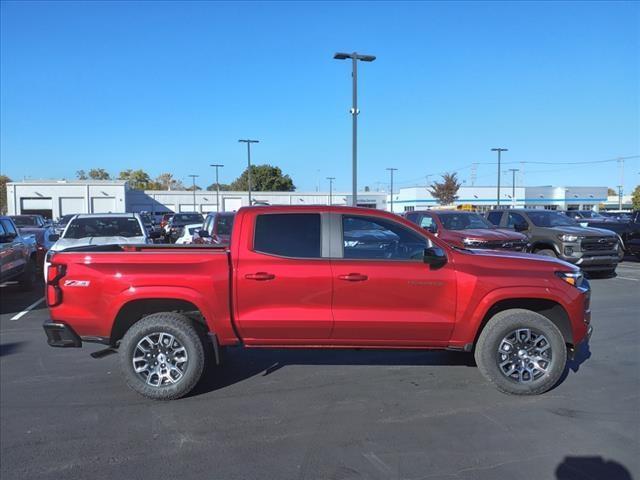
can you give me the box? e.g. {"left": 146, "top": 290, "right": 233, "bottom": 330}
{"left": 565, "top": 210, "right": 638, "bottom": 257}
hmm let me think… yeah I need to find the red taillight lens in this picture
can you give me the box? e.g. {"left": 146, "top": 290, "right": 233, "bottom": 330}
{"left": 46, "top": 264, "right": 66, "bottom": 307}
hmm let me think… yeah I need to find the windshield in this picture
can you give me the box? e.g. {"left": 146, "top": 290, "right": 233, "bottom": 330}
{"left": 64, "top": 217, "right": 143, "bottom": 239}
{"left": 216, "top": 215, "right": 235, "bottom": 235}
{"left": 173, "top": 213, "right": 204, "bottom": 223}
{"left": 438, "top": 213, "right": 493, "bottom": 230}
{"left": 528, "top": 211, "right": 579, "bottom": 227}
{"left": 11, "top": 216, "right": 39, "bottom": 227}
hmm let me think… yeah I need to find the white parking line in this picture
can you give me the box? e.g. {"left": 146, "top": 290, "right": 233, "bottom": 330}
{"left": 615, "top": 276, "right": 639, "bottom": 282}
{"left": 10, "top": 297, "right": 45, "bottom": 321}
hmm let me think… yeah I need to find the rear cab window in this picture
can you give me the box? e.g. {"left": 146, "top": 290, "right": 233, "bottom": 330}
{"left": 254, "top": 213, "right": 321, "bottom": 258}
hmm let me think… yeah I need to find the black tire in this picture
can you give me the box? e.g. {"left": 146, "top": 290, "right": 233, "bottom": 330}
{"left": 475, "top": 309, "right": 567, "bottom": 395}
{"left": 17, "top": 258, "right": 36, "bottom": 291}
{"left": 535, "top": 248, "right": 557, "bottom": 258}
{"left": 119, "top": 312, "right": 206, "bottom": 400}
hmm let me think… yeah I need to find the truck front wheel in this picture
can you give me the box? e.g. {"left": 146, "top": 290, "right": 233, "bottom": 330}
{"left": 475, "top": 309, "right": 567, "bottom": 395}
{"left": 119, "top": 312, "right": 205, "bottom": 400}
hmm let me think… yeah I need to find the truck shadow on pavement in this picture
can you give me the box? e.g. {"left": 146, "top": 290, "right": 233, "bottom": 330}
{"left": 0, "top": 341, "right": 27, "bottom": 357}
{"left": 555, "top": 455, "right": 633, "bottom": 479}
{"left": 190, "top": 347, "right": 477, "bottom": 397}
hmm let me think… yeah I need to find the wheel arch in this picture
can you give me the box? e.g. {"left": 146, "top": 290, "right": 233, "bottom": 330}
{"left": 110, "top": 298, "right": 209, "bottom": 346}
{"left": 474, "top": 298, "right": 573, "bottom": 348}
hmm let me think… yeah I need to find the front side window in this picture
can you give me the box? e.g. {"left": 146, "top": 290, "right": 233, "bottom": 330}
{"left": 486, "top": 211, "right": 503, "bottom": 226}
{"left": 11, "top": 216, "right": 39, "bottom": 227}
{"left": 254, "top": 214, "right": 321, "bottom": 258}
{"left": 507, "top": 213, "right": 528, "bottom": 228}
{"left": 0, "top": 219, "right": 17, "bottom": 236}
{"left": 342, "top": 215, "right": 427, "bottom": 260}
{"left": 419, "top": 215, "right": 437, "bottom": 232}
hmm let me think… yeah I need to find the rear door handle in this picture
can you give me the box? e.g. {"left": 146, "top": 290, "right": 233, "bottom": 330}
{"left": 245, "top": 272, "right": 276, "bottom": 281}
{"left": 338, "top": 273, "right": 368, "bottom": 282}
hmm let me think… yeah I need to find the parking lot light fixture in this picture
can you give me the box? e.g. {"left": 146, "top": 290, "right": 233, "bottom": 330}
{"left": 210, "top": 164, "right": 224, "bottom": 212}
{"left": 334, "top": 52, "right": 376, "bottom": 207}
{"left": 386, "top": 168, "right": 398, "bottom": 213}
{"left": 326, "top": 177, "right": 335, "bottom": 205}
{"left": 238, "top": 139, "right": 259, "bottom": 205}
{"left": 491, "top": 148, "right": 508, "bottom": 207}
{"left": 188, "top": 175, "right": 199, "bottom": 212}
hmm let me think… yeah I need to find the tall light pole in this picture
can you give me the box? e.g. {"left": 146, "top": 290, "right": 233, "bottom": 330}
{"left": 334, "top": 51, "right": 376, "bottom": 207}
{"left": 508, "top": 168, "right": 519, "bottom": 206}
{"left": 387, "top": 168, "right": 397, "bottom": 213}
{"left": 210, "top": 164, "right": 224, "bottom": 212}
{"left": 238, "top": 139, "right": 259, "bottom": 205}
{"left": 188, "top": 174, "right": 199, "bottom": 212}
{"left": 326, "top": 177, "right": 335, "bottom": 205}
{"left": 491, "top": 148, "right": 508, "bottom": 206}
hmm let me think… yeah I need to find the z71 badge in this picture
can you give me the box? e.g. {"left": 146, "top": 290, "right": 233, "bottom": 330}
{"left": 63, "top": 280, "right": 91, "bottom": 287}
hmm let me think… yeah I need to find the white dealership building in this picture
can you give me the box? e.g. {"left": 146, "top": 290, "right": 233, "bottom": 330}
{"left": 5, "top": 180, "right": 388, "bottom": 218}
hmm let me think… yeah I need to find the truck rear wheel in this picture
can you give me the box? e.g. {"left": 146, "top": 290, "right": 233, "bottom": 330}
{"left": 119, "top": 312, "right": 205, "bottom": 400}
{"left": 475, "top": 309, "right": 567, "bottom": 395}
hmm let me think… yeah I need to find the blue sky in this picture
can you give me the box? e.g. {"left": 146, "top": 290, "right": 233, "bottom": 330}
{"left": 1, "top": 1, "right": 638, "bottom": 193}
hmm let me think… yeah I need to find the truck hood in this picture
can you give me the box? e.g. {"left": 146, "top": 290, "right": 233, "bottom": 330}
{"left": 462, "top": 247, "right": 578, "bottom": 271}
{"left": 444, "top": 228, "right": 527, "bottom": 241}
{"left": 51, "top": 236, "right": 147, "bottom": 251}
{"left": 545, "top": 226, "right": 617, "bottom": 237}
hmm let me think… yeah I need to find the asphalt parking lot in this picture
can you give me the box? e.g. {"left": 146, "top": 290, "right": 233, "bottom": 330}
{"left": 1, "top": 261, "right": 639, "bottom": 480}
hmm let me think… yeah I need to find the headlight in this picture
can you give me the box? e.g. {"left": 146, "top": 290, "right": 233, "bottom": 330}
{"left": 463, "top": 238, "right": 484, "bottom": 246}
{"left": 558, "top": 234, "right": 581, "bottom": 242}
{"left": 555, "top": 271, "right": 584, "bottom": 288}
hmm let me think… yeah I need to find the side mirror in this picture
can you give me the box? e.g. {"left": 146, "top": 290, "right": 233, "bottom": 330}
{"left": 423, "top": 247, "right": 447, "bottom": 269}
{"left": 514, "top": 223, "right": 528, "bottom": 232}
{"left": 48, "top": 234, "right": 60, "bottom": 242}
{"left": 198, "top": 229, "right": 211, "bottom": 238}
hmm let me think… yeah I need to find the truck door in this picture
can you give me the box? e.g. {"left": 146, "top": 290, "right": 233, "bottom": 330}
{"left": 330, "top": 214, "right": 457, "bottom": 346}
{"left": 234, "top": 212, "right": 333, "bottom": 344}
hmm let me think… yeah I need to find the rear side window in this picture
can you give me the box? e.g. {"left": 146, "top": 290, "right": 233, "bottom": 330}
{"left": 0, "top": 219, "right": 17, "bottom": 236}
{"left": 254, "top": 214, "right": 321, "bottom": 258}
{"left": 486, "top": 211, "right": 503, "bottom": 226}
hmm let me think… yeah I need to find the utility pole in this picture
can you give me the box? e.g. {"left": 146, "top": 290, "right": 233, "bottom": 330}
{"left": 491, "top": 148, "right": 508, "bottom": 207}
{"left": 188, "top": 174, "right": 199, "bottom": 212}
{"left": 210, "top": 164, "right": 224, "bottom": 213}
{"left": 333, "top": 51, "right": 376, "bottom": 206}
{"left": 238, "top": 139, "right": 259, "bottom": 205}
{"left": 387, "top": 168, "right": 398, "bottom": 213}
{"left": 618, "top": 157, "right": 625, "bottom": 210}
{"left": 326, "top": 177, "right": 335, "bottom": 205}
{"left": 508, "top": 168, "right": 519, "bottom": 206}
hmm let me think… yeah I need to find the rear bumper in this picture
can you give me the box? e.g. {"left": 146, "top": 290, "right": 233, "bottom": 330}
{"left": 43, "top": 321, "right": 82, "bottom": 348}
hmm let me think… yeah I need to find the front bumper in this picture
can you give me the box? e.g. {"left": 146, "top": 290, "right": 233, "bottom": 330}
{"left": 43, "top": 321, "right": 82, "bottom": 347}
{"left": 559, "top": 252, "right": 619, "bottom": 271}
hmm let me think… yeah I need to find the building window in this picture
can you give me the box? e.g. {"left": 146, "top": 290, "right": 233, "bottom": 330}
{"left": 404, "top": 206, "right": 415, "bottom": 212}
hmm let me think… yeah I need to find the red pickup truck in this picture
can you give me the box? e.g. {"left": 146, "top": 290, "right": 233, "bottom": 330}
{"left": 43, "top": 206, "right": 592, "bottom": 400}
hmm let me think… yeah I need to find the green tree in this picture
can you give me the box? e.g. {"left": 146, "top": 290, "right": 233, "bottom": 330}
{"left": 632, "top": 185, "right": 640, "bottom": 210}
{"left": 88, "top": 168, "right": 111, "bottom": 180}
{"left": 185, "top": 184, "right": 202, "bottom": 191}
{"left": 229, "top": 164, "right": 295, "bottom": 192}
{"left": 0, "top": 175, "right": 11, "bottom": 214}
{"left": 155, "top": 173, "right": 184, "bottom": 190}
{"left": 428, "top": 172, "right": 461, "bottom": 205}
{"left": 118, "top": 169, "right": 152, "bottom": 190}
{"left": 76, "top": 170, "right": 88, "bottom": 180}
{"left": 206, "top": 182, "right": 232, "bottom": 191}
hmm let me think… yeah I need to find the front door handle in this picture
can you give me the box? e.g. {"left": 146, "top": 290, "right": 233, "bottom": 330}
{"left": 338, "top": 273, "right": 368, "bottom": 282}
{"left": 245, "top": 272, "right": 276, "bottom": 281}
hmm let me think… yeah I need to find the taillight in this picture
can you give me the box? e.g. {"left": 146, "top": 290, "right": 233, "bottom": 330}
{"left": 47, "top": 263, "right": 66, "bottom": 307}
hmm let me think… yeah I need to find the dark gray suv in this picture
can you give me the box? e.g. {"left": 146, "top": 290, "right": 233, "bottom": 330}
{"left": 485, "top": 209, "right": 620, "bottom": 274}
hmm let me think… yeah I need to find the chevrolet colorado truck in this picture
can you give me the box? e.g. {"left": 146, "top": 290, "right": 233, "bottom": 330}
{"left": 1, "top": 215, "right": 38, "bottom": 290}
{"left": 43, "top": 206, "right": 592, "bottom": 400}
{"left": 486, "top": 209, "right": 620, "bottom": 274}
